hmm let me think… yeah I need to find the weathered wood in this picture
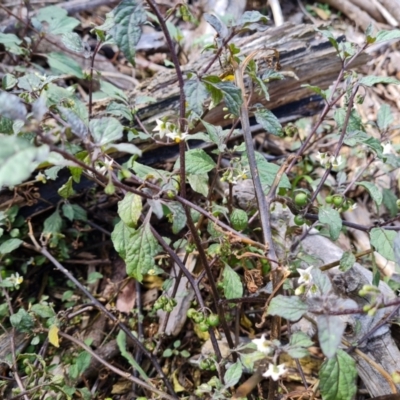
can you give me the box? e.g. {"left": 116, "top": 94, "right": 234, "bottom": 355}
{"left": 133, "top": 22, "right": 369, "bottom": 130}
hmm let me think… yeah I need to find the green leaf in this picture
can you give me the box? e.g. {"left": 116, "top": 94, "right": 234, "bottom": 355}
{"left": 319, "top": 350, "right": 357, "bottom": 400}
{"left": 230, "top": 209, "right": 248, "bottom": 231}
{"left": 129, "top": 161, "right": 170, "bottom": 182}
{"left": 183, "top": 149, "right": 216, "bottom": 174}
{"left": 125, "top": 224, "right": 161, "bottom": 281}
{"left": 46, "top": 52, "right": 84, "bottom": 78}
{"left": 31, "top": 304, "right": 55, "bottom": 318}
{"left": 224, "top": 361, "right": 243, "bottom": 387}
{"left": 302, "top": 84, "right": 327, "bottom": 99}
{"left": 117, "top": 330, "right": 149, "bottom": 380}
{"left": 339, "top": 251, "right": 356, "bottom": 272}
{"left": 317, "top": 315, "right": 345, "bottom": 358}
{"left": 99, "top": 80, "right": 128, "bottom": 103}
{"left": 43, "top": 210, "right": 63, "bottom": 235}
{"left": 106, "top": 143, "right": 142, "bottom": 156}
{"left": 69, "top": 352, "right": 91, "bottom": 379}
{"left": 316, "top": 28, "right": 339, "bottom": 51}
{"left": 370, "top": 227, "right": 397, "bottom": 262}
{"left": 356, "top": 181, "right": 382, "bottom": 206}
{"left": 2, "top": 73, "right": 17, "bottom": 90}
{"left": 111, "top": 220, "right": 135, "bottom": 259}
{"left": 118, "top": 193, "right": 142, "bottom": 228}
{"left": 375, "top": 29, "right": 400, "bottom": 43}
{"left": 0, "top": 92, "right": 27, "bottom": 121}
{"left": 166, "top": 201, "right": 187, "bottom": 234}
{"left": 35, "top": 6, "right": 80, "bottom": 35}
{"left": 359, "top": 76, "right": 400, "bottom": 87}
{"left": 0, "top": 137, "right": 49, "bottom": 188}
{"left": 217, "top": 81, "right": 243, "bottom": 116}
{"left": 59, "top": 107, "right": 88, "bottom": 139}
{"left": 318, "top": 206, "right": 342, "bottom": 241}
{"left": 243, "top": 152, "right": 291, "bottom": 191}
{"left": 267, "top": 295, "right": 308, "bottom": 321}
{"left": 62, "top": 204, "right": 74, "bottom": 221}
{"left": 311, "top": 267, "right": 332, "bottom": 294}
{"left": 236, "top": 11, "right": 269, "bottom": 27}
{"left": 10, "top": 308, "right": 35, "bottom": 333}
{"left": 58, "top": 177, "right": 76, "bottom": 199}
{"left": 377, "top": 104, "right": 393, "bottom": 131}
{"left": 334, "top": 108, "right": 363, "bottom": 133}
{"left": 89, "top": 117, "right": 123, "bottom": 145}
{"left": 0, "top": 238, "right": 22, "bottom": 255}
{"left": 286, "top": 332, "right": 313, "bottom": 359}
{"left": 62, "top": 32, "right": 85, "bottom": 54}
{"left": 87, "top": 272, "right": 103, "bottom": 284}
{"left": 202, "top": 120, "right": 227, "bottom": 152}
{"left": 106, "top": 102, "right": 133, "bottom": 121}
{"left": 111, "top": 0, "right": 147, "bottom": 65}
{"left": 204, "top": 13, "right": 228, "bottom": 38}
{"left": 187, "top": 174, "right": 209, "bottom": 196}
{"left": 0, "top": 33, "right": 23, "bottom": 55}
{"left": 222, "top": 263, "right": 243, "bottom": 299}
{"left": 344, "top": 130, "right": 383, "bottom": 157}
{"left": 254, "top": 106, "right": 283, "bottom": 136}
{"left": 184, "top": 79, "right": 208, "bottom": 116}
{"left": 382, "top": 188, "right": 398, "bottom": 217}
{"left": 0, "top": 116, "right": 14, "bottom": 134}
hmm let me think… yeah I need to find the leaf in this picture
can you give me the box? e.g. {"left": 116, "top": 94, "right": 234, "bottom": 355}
{"left": 204, "top": 13, "right": 228, "bottom": 38}
{"left": 184, "top": 79, "right": 208, "bottom": 116}
{"left": 118, "top": 193, "right": 142, "bottom": 228}
{"left": 43, "top": 210, "right": 63, "bottom": 235}
{"left": 254, "top": 106, "right": 283, "bottom": 136}
{"left": 46, "top": 52, "right": 84, "bottom": 78}
{"left": 311, "top": 268, "right": 332, "bottom": 294}
{"left": 318, "top": 206, "right": 342, "bottom": 241}
{"left": 10, "top": 308, "right": 34, "bottom": 333}
{"left": 0, "top": 33, "right": 23, "bottom": 55}
{"left": 382, "top": 188, "right": 397, "bottom": 217}
{"left": 69, "top": 352, "right": 91, "bottom": 379}
{"left": 48, "top": 325, "right": 60, "bottom": 348}
{"left": 111, "top": 0, "right": 147, "bottom": 65}
{"left": 31, "top": 304, "right": 55, "bottom": 318}
{"left": 2, "top": 73, "right": 17, "bottom": 90}
{"left": 317, "top": 315, "right": 345, "bottom": 358}
{"left": 224, "top": 361, "right": 243, "bottom": 387}
{"left": 35, "top": 5, "right": 80, "bottom": 35}
{"left": 59, "top": 107, "right": 88, "bottom": 139}
{"left": 187, "top": 174, "right": 209, "bottom": 196}
{"left": 344, "top": 130, "right": 383, "bottom": 157}
{"left": 106, "top": 102, "right": 133, "bottom": 121}
{"left": 339, "top": 251, "right": 356, "bottom": 272}
{"left": 267, "top": 295, "right": 308, "bottom": 321}
{"left": 230, "top": 208, "right": 248, "bottom": 231}
{"left": 62, "top": 32, "right": 85, "bottom": 53}
{"left": 377, "top": 104, "right": 393, "bottom": 131}
{"left": 89, "top": 117, "right": 123, "bottom": 145}
{"left": 111, "top": 220, "right": 136, "bottom": 259}
{"left": 316, "top": 28, "right": 339, "bottom": 51}
{"left": 181, "top": 149, "right": 216, "bottom": 174}
{"left": 356, "top": 182, "right": 382, "bottom": 206}
{"left": 0, "top": 238, "right": 22, "bottom": 255}
{"left": 242, "top": 152, "right": 291, "bottom": 191}
{"left": 0, "top": 116, "right": 14, "bottom": 134}
{"left": 236, "top": 11, "right": 269, "bottom": 27}
{"left": 166, "top": 201, "right": 187, "bottom": 234}
{"left": 117, "top": 330, "right": 149, "bottom": 380}
{"left": 359, "top": 76, "right": 400, "bottom": 87}
{"left": 0, "top": 92, "right": 27, "bottom": 121}
{"left": 375, "top": 29, "right": 400, "bottom": 43}
{"left": 286, "top": 332, "right": 313, "bottom": 359}
{"left": 370, "top": 227, "right": 397, "bottom": 262}
{"left": 99, "top": 80, "right": 128, "bottom": 103}
{"left": 125, "top": 224, "right": 161, "bottom": 281}
{"left": 217, "top": 81, "right": 243, "bottom": 116}
{"left": 202, "top": 121, "right": 227, "bottom": 151}
{"left": 106, "top": 143, "right": 142, "bottom": 156}
{"left": 58, "top": 177, "right": 76, "bottom": 199}
{"left": 319, "top": 350, "right": 357, "bottom": 400}
{"left": 87, "top": 272, "right": 103, "bottom": 284}
{"left": 222, "top": 263, "right": 243, "bottom": 299}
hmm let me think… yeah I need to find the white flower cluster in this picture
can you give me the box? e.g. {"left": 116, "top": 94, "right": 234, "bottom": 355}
{"left": 251, "top": 334, "right": 287, "bottom": 381}
{"left": 316, "top": 152, "right": 343, "bottom": 169}
{"left": 153, "top": 119, "right": 188, "bottom": 143}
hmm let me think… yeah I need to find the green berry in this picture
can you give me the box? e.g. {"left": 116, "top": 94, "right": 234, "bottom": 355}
{"left": 198, "top": 322, "right": 209, "bottom": 332}
{"left": 294, "top": 192, "right": 308, "bottom": 207}
{"left": 333, "top": 195, "right": 344, "bottom": 207}
{"left": 193, "top": 313, "right": 205, "bottom": 323}
{"left": 199, "top": 360, "right": 209, "bottom": 370}
{"left": 294, "top": 215, "right": 305, "bottom": 226}
{"left": 187, "top": 308, "right": 197, "bottom": 319}
{"left": 206, "top": 314, "right": 220, "bottom": 327}
{"left": 325, "top": 195, "right": 333, "bottom": 204}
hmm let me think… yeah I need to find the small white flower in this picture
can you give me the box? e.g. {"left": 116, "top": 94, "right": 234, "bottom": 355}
{"left": 35, "top": 172, "right": 46, "bottom": 183}
{"left": 330, "top": 155, "right": 343, "bottom": 169}
{"left": 348, "top": 203, "right": 358, "bottom": 211}
{"left": 262, "top": 363, "right": 287, "bottom": 381}
{"left": 153, "top": 119, "right": 171, "bottom": 139}
{"left": 316, "top": 152, "right": 330, "bottom": 167}
{"left": 252, "top": 334, "right": 273, "bottom": 355}
{"left": 298, "top": 265, "right": 314, "bottom": 285}
{"left": 165, "top": 129, "right": 188, "bottom": 143}
{"left": 382, "top": 142, "right": 393, "bottom": 155}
